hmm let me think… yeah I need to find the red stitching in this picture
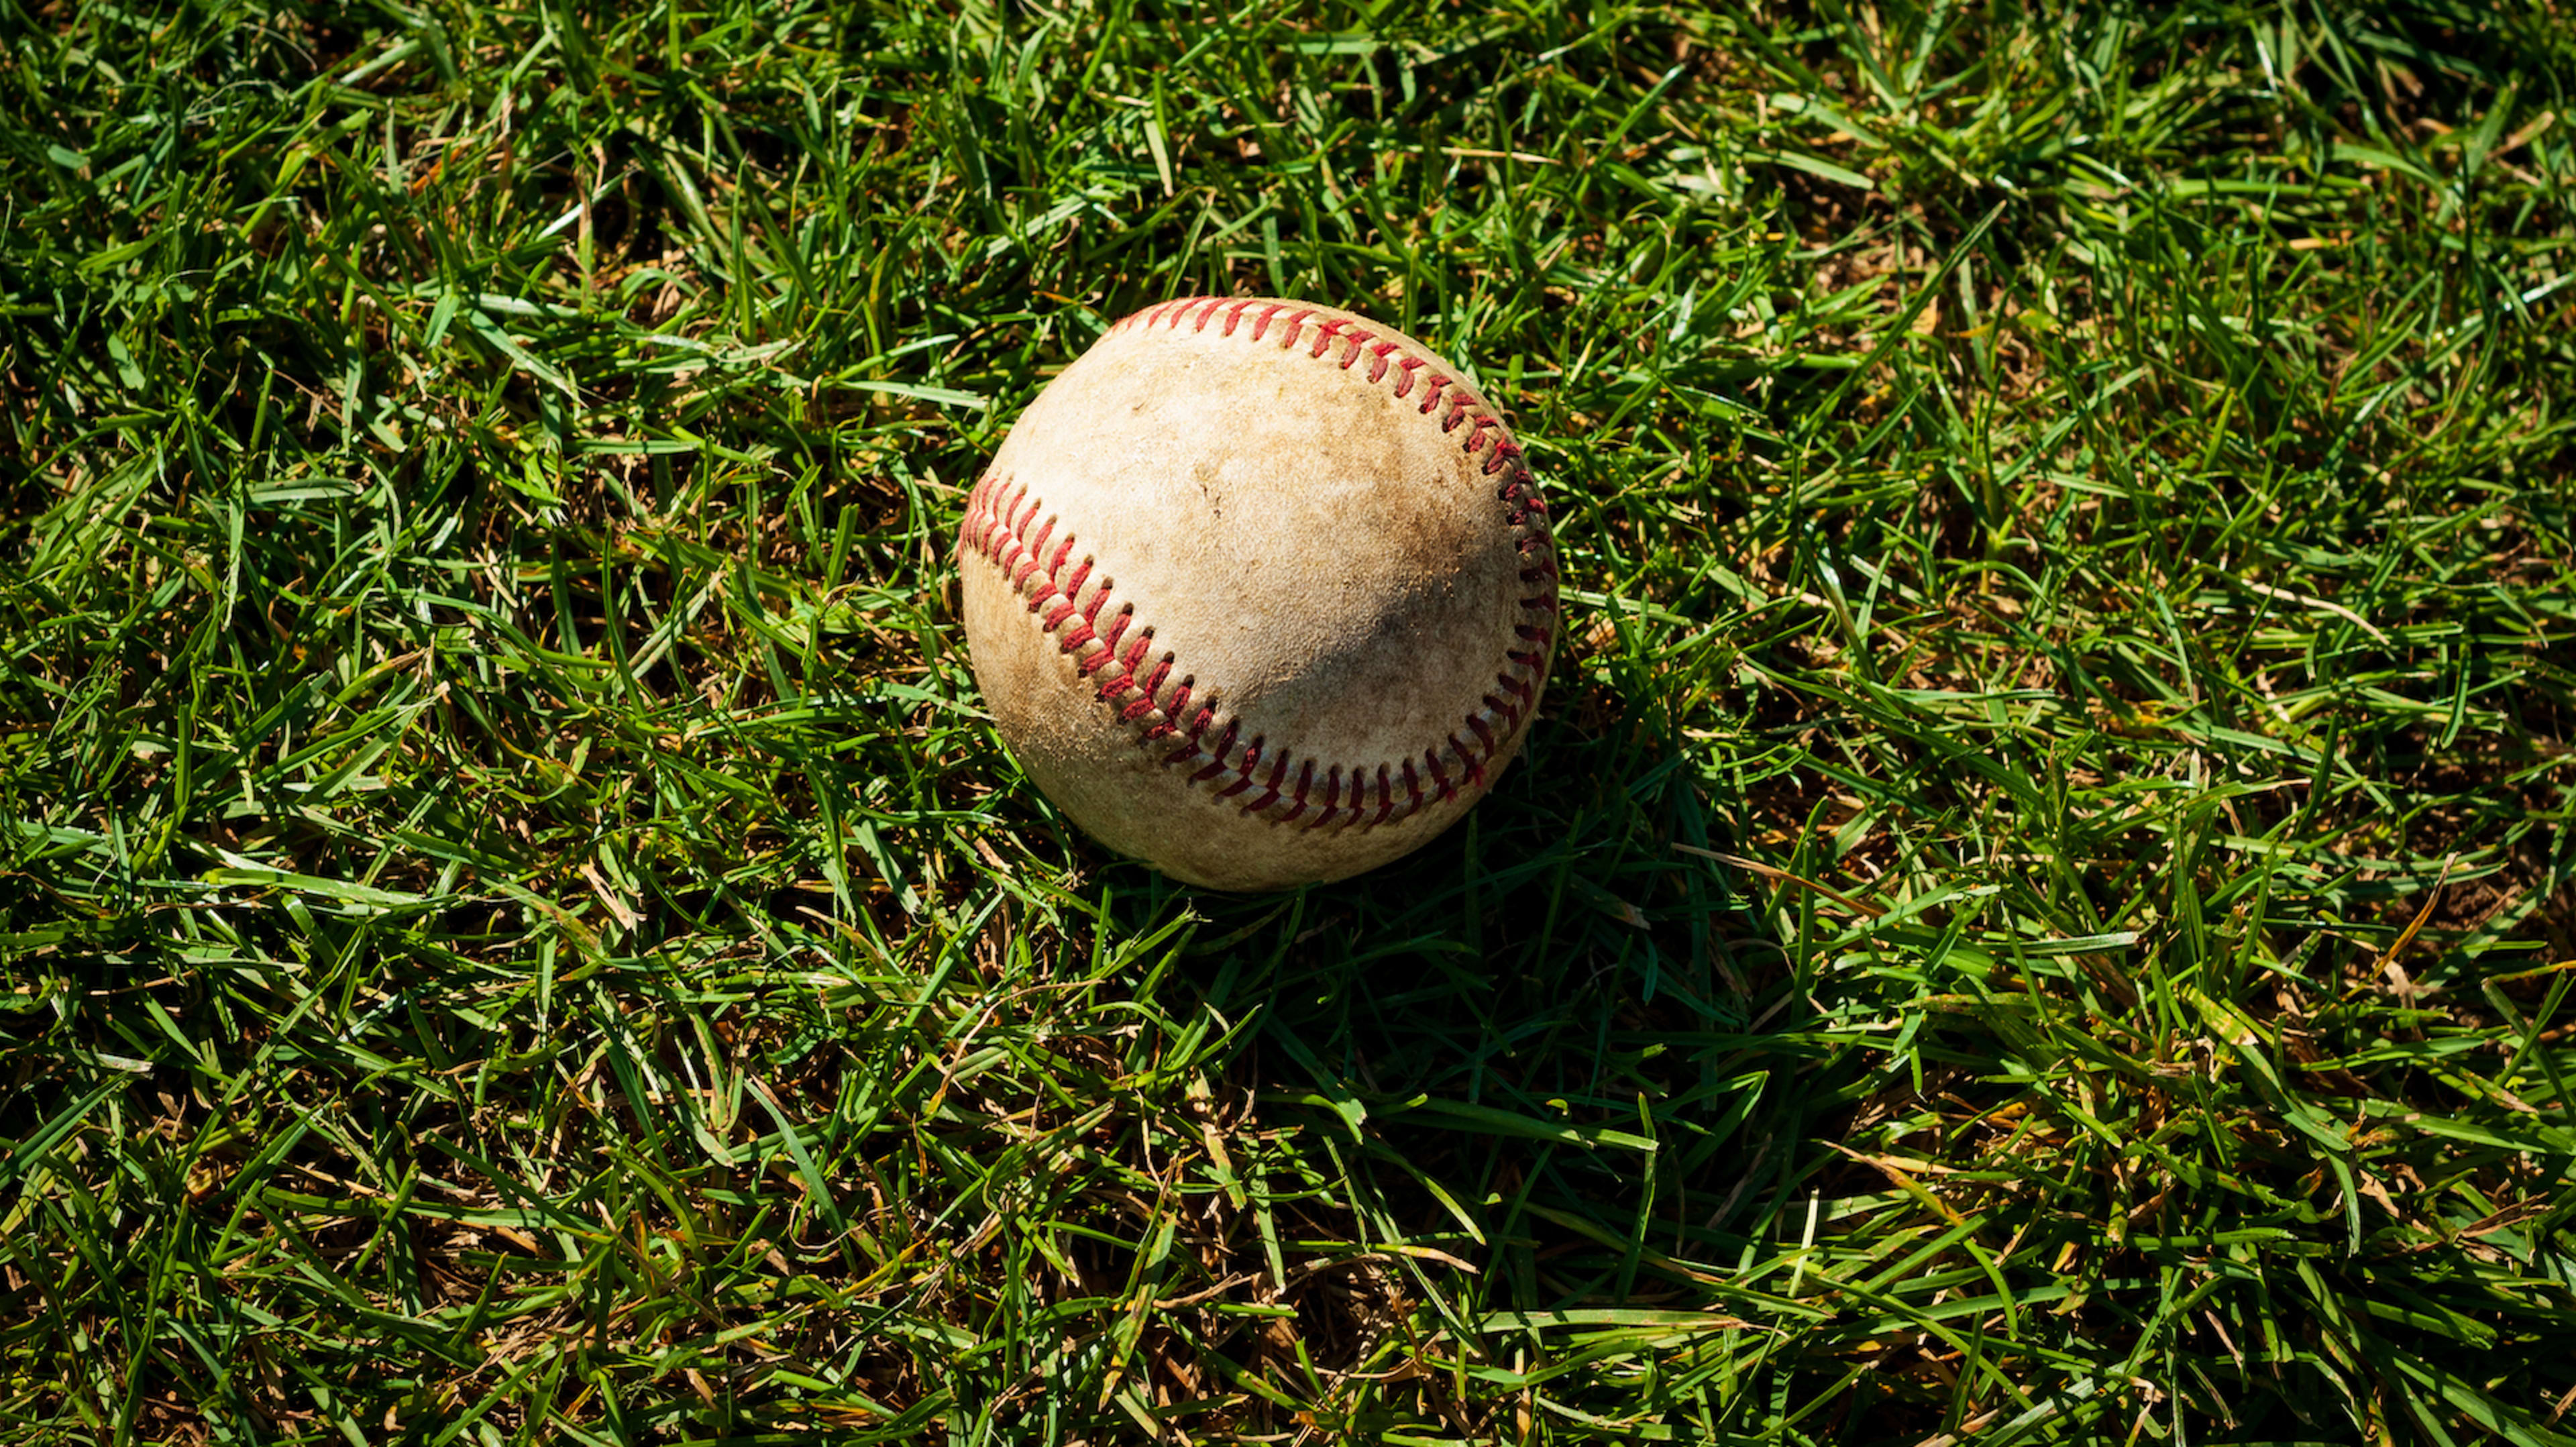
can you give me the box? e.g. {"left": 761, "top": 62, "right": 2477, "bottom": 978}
{"left": 1075, "top": 633, "right": 1116, "bottom": 678}
{"left": 1304, "top": 765, "right": 1342, "bottom": 829}
{"left": 1094, "top": 629, "right": 1152, "bottom": 702}
{"left": 1467, "top": 708, "right": 1495, "bottom": 748}
{"left": 960, "top": 299, "right": 1558, "bottom": 833}
{"left": 1241, "top": 753, "right": 1290, "bottom": 814}
{"left": 1275, "top": 761, "right": 1316, "bottom": 822}
{"left": 1423, "top": 749, "right": 1452, "bottom": 801}
{"left": 1215, "top": 739, "right": 1262, "bottom": 798}
{"left": 1150, "top": 684, "right": 1192, "bottom": 745}
{"left": 1189, "top": 718, "right": 1239, "bottom": 782}
{"left": 1455, "top": 737, "right": 1487, "bottom": 790}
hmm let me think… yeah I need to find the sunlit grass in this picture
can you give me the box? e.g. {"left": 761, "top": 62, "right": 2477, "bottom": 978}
{"left": 4, "top": 1, "right": 2573, "bottom": 1441}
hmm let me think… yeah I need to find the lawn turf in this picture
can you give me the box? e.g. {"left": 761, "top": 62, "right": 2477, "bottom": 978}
{"left": 5, "top": 0, "right": 2576, "bottom": 1442}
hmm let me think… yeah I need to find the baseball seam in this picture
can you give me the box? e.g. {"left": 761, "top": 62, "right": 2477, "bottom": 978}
{"left": 961, "top": 297, "right": 1558, "bottom": 833}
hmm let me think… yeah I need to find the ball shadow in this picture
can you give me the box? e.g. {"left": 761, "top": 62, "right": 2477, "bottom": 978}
{"left": 1087, "top": 685, "right": 1861, "bottom": 1325}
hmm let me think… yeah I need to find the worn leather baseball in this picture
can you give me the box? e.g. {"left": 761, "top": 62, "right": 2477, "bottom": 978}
{"left": 957, "top": 297, "right": 1558, "bottom": 891}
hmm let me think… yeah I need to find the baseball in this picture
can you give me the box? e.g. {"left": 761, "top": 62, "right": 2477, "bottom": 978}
{"left": 957, "top": 297, "right": 1558, "bottom": 891}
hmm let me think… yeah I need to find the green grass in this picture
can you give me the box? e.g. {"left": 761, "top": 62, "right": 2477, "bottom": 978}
{"left": 5, "top": 0, "right": 2575, "bottom": 1441}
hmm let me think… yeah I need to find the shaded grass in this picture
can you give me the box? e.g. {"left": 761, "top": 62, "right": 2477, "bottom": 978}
{"left": 4, "top": 0, "right": 2575, "bottom": 1441}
